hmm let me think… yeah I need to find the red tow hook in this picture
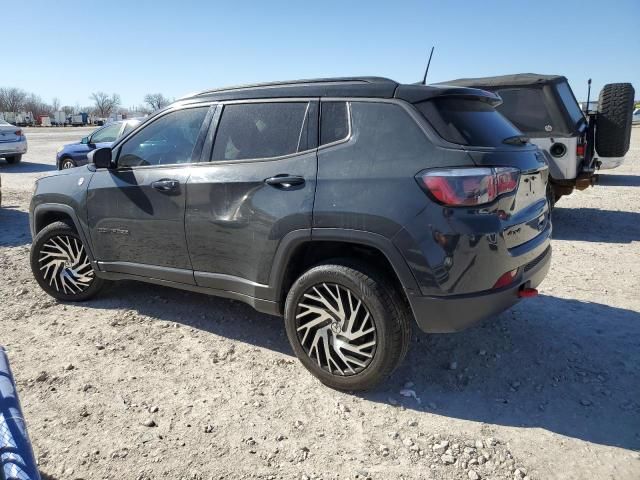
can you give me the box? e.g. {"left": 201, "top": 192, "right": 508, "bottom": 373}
{"left": 518, "top": 287, "right": 538, "bottom": 298}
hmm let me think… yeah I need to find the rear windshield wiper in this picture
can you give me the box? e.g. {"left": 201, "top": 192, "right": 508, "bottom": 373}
{"left": 503, "top": 135, "right": 530, "bottom": 145}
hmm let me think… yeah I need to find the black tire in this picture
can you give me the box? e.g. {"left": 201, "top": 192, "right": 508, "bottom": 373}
{"left": 30, "top": 221, "right": 106, "bottom": 301}
{"left": 5, "top": 154, "right": 22, "bottom": 164}
{"left": 284, "top": 261, "right": 411, "bottom": 391}
{"left": 546, "top": 182, "right": 556, "bottom": 213}
{"left": 59, "top": 157, "right": 76, "bottom": 170}
{"left": 596, "top": 83, "right": 635, "bottom": 157}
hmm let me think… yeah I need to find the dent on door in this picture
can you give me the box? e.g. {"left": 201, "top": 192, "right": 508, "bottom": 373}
{"left": 185, "top": 153, "right": 316, "bottom": 290}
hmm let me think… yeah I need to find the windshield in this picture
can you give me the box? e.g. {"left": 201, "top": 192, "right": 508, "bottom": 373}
{"left": 416, "top": 98, "right": 523, "bottom": 147}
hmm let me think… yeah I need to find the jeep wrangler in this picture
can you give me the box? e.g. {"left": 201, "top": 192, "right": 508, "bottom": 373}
{"left": 437, "top": 74, "right": 635, "bottom": 207}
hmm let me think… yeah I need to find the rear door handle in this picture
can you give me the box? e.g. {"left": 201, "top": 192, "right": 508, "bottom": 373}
{"left": 264, "top": 175, "right": 305, "bottom": 188}
{"left": 151, "top": 179, "right": 180, "bottom": 192}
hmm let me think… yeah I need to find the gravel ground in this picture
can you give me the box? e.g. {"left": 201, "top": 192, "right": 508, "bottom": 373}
{"left": 1, "top": 126, "right": 639, "bottom": 480}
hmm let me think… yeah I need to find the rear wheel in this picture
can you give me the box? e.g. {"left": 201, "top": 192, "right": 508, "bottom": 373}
{"left": 596, "top": 83, "right": 635, "bottom": 157}
{"left": 284, "top": 261, "right": 411, "bottom": 391}
{"left": 30, "top": 221, "right": 105, "bottom": 301}
{"left": 5, "top": 155, "right": 22, "bottom": 164}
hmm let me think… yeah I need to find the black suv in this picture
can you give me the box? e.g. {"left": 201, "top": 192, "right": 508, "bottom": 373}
{"left": 29, "top": 77, "right": 551, "bottom": 390}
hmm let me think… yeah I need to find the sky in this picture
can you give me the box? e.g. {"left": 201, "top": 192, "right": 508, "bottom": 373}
{"left": 10, "top": 0, "right": 640, "bottom": 109}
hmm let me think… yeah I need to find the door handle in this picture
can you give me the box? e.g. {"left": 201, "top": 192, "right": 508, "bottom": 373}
{"left": 264, "top": 175, "right": 305, "bottom": 188}
{"left": 151, "top": 179, "right": 179, "bottom": 192}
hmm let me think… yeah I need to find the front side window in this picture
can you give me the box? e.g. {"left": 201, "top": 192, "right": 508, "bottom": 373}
{"left": 211, "top": 102, "right": 309, "bottom": 161}
{"left": 320, "top": 102, "right": 349, "bottom": 145}
{"left": 91, "top": 123, "right": 121, "bottom": 143}
{"left": 118, "top": 107, "right": 208, "bottom": 167}
{"left": 417, "top": 97, "right": 522, "bottom": 147}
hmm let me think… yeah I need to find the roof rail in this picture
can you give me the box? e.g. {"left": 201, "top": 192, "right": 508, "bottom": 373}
{"left": 189, "top": 76, "right": 397, "bottom": 98}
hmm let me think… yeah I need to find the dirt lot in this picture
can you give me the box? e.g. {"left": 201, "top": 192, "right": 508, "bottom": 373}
{"left": 1, "top": 126, "right": 639, "bottom": 480}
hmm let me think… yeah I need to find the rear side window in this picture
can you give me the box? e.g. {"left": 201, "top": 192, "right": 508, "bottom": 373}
{"left": 91, "top": 123, "right": 121, "bottom": 143}
{"left": 212, "top": 102, "right": 309, "bottom": 161}
{"left": 320, "top": 102, "right": 349, "bottom": 145}
{"left": 495, "top": 88, "right": 555, "bottom": 134}
{"left": 416, "top": 98, "right": 522, "bottom": 147}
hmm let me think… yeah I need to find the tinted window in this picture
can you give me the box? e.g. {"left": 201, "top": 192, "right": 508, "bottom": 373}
{"left": 417, "top": 98, "right": 522, "bottom": 147}
{"left": 212, "top": 102, "right": 308, "bottom": 161}
{"left": 91, "top": 123, "right": 121, "bottom": 143}
{"left": 118, "top": 107, "right": 208, "bottom": 167}
{"left": 494, "top": 88, "right": 555, "bottom": 134}
{"left": 556, "top": 82, "right": 585, "bottom": 126}
{"left": 321, "top": 102, "right": 349, "bottom": 145}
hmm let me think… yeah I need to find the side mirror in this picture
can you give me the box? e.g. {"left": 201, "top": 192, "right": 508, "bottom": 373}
{"left": 81, "top": 136, "right": 89, "bottom": 144}
{"left": 88, "top": 147, "right": 113, "bottom": 169}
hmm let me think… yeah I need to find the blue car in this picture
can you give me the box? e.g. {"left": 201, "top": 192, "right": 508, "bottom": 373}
{"left": 56, "top": 118, "right": 142, "bottom": 169}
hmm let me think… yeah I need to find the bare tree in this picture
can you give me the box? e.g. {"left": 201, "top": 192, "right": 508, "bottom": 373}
{"left": 143, "top": 93, "right": 170, "bottom": 111}
{"left": 0, "top": 87, "right": 27, "bottom": 112}
{"left": 90, "top": 92, "right": 121, "bottom": 117}
{"left": 23, "top": 93, "right": 51, "bottom": 118}
{"left": 62, "top": 105, "right": 74, "bottom": 115}
{"left": 51, "top": 97, "right": 60, "bottom": 112}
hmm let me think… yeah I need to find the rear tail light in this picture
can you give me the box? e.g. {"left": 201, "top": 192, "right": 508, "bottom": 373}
{"left": 493, "top": 268, "right": 518, "bottom": 289}
{"left": 417, "top": 167, "right": 520, "bottom": 207}
{"left": 14, "top": 130, "right": 22, "bottom": 136}
{"left": 576, "top": 143, "right": 585, "bottom": 156}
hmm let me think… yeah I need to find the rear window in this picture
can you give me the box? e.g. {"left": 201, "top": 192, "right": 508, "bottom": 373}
{"left": 416, "top": 98, "right": 522, "bottom": 147}
{"left": 556, "top": 82, "right": 585, "bottom": 126}
{"left": 320, "top": 102, "right": 349, "bottom": 145}
{"left": 494, "top": 88, "right": 555, "bottom": 134}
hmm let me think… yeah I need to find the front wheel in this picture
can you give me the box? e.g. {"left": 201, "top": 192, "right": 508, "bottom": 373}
{"left": 30, "top": 221, "right": 106, "bottom": 301}
{"left": 284, "top": 262, "right": 411, "bottom": 391}
{"left": 60, "top": 158, "right": 76, "bottom": 169}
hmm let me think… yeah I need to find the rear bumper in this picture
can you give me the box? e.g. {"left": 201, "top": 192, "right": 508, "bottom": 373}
{"left": 0, "top": 139, "right": 27, "bottom": 156}
{"left": 408, "top": 245, "right": 551, "bottom": 333}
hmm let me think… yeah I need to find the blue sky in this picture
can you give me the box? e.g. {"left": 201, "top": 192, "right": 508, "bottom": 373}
{"left": 13, "top": 0, "right": 640, "bottom": 108}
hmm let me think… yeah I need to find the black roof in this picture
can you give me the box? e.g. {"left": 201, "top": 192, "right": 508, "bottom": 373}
{"left": 434, "top": 73, "right": 567, "bottom": 89}
{"left": 179, "top": 76, "right": 502, "bottom": 105}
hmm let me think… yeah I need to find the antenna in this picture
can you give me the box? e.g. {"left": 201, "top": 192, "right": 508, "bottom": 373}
{"left": 585, "top": 78, "right": 592, "bottom": 114}
{"left": 422, "top": 46, "right": 435, "bottom": 85}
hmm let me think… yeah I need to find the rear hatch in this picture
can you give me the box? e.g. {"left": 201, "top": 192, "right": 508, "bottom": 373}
{"left": 414, "top": 95, "right": 550, "bottom": 249}
{"left": 0, "top": 123, "right": 21, "bottom": 143}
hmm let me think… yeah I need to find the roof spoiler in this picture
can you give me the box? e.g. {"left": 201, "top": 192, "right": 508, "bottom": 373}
{"left": 395, "top": 84, "right": 502, "bottom": 106}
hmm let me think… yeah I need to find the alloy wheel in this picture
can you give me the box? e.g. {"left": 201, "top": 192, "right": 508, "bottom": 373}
{"left": 62, "top": 159, "right": 74, "bottom": 169}
{"left": 38, "top": 235, "right": 94, "bottom": 294}
{"left": 295, "top": 283, "right": 377, "bottom": 376}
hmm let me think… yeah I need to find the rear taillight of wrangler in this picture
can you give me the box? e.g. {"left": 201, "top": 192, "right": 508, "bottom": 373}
{"left": 417, "top": 167, "right": 520, "bottom": 207}
{"left": 576, "top": 143, "right": 585, "bottom": 157}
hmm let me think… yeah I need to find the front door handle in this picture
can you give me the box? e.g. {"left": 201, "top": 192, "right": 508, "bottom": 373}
{"left": 151, "top": 179, "right": 179, "bottom": 192}
{"left": 264, "top": 175, "right": 305, "bottom": 189}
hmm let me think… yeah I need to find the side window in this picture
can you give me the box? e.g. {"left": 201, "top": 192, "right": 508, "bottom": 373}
{"left": 320, "top": 102, "right": 349, "bottom": 145}
{"left": 118, "top": 107, "right": 208, "bottom": 167}
{"left": 211, "top": 102, "right": 309, "bottom": 161}
{"left": 91, "top": 123, "right": 121, "bottom": 143}
{"left": 122, "top": 121, "right": 140, "bottom": 136}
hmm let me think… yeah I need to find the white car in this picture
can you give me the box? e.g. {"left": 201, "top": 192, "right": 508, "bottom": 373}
{"left": 0, "top": 120, "right": 27, "bottom": 164}
{"left": 633, "top": 108, "right": 640, "bottom": 125}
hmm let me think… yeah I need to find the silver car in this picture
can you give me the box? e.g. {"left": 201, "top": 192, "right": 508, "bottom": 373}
{"left": 0, "top": 120, "right": 27, "bottom": 164}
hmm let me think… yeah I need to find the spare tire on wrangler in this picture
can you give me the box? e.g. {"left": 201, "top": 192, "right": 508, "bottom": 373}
{"left": 596, "top": 83, "right": 635, "bottom": 157}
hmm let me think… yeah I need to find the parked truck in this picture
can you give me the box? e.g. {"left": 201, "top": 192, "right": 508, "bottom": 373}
{"left": 71, "top": 113, "right": 89, "bottom": 126}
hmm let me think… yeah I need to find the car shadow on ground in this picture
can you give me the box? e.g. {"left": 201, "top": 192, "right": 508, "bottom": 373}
{"left": 0, "top": 206, "right": 31, "bottom": 246}
{"left": 0, "top": 161, "right": 56, "bottom": 173}
{"left": 597, "top": 174, "right": 640, "bottom": 187}
{"left": 552, "top": 206, "right": 640, "bottom": 243}
{"left": 90, "top": 283, "right": 640, "bottom": 451}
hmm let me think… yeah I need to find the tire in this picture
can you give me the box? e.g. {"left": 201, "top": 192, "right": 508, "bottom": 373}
{"left": 284, "top": 261, "right": 411, "bottom": 391}
{"left": 5, "top": 154, "right": 22, "bottom": 164}
{"left": 30, "top": 221, "right": 105, "bottom": 301}
{"left": 60, "top": 158, "right": 76, "bottom": 169}
{"left": 546, "top": 182, "right": 556, "bottom": 213}
{"left": 596, "top": 83, "right": 635, "bottom": 158}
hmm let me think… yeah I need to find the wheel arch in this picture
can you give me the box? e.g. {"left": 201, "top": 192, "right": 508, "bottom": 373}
{"left": 32, "top": 203, "right": 96, "bottom": 262}
{"left": 270, "top": 229, "right": 420, "bottom": 314}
